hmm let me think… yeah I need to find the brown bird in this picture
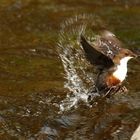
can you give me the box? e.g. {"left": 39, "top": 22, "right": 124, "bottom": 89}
{"left": 80, "top": 30, "right": 137, "bottom": 96}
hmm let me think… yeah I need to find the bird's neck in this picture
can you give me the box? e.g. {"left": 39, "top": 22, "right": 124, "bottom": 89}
{"left": 113, "top": 56, "right": 132, "bottom": 82}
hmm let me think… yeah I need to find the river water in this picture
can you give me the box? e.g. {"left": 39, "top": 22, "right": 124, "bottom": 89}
{"left": 0, "top": 0, "right": 140, "bottom": 140}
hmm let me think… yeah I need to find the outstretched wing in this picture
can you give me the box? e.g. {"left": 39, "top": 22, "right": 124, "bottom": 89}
{"left": 80, "top": 35, "right": 114, "bottom": 70}
{"left": 98, "top": 30, "right": 122, "bottom": 59}
{"left": 80, "top": 30, "right": 123, "bottom": 69}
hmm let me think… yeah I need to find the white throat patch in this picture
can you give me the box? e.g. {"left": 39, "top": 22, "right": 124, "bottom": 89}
{"left": 113, "top": 56, "right": 132, "bottom": 82}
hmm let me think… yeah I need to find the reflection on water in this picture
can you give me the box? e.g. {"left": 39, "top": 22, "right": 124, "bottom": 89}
{"left": 0, "top": 0, "right": 140, "bottom": 139}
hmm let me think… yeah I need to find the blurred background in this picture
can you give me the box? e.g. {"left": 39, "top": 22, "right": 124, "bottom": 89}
{"left": 0, "top": 0, "right": 140, "bottom": 139}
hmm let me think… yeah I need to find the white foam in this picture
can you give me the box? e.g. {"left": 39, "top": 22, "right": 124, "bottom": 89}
{"left": 57, "top": 15, "right": 99, "bottom": 111}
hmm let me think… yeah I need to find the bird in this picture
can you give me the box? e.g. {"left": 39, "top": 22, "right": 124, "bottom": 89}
{"left": 80, "top": 30, "right": 137, "bottom": 96}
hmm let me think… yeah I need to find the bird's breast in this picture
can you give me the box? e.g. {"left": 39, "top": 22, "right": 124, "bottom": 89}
{"left": 106, "top": 75, "right": 121, "bottom": 87}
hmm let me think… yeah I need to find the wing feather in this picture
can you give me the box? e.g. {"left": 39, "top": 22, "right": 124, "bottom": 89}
{"left": 80, "top": 35, "right": 114, "bottom": 70}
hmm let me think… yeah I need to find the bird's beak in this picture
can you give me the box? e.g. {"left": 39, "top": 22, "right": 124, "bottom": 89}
{"left": 130, "top": 48, "right": 139, "bottom": 58}
{"left": 131, "top": 51, "right": 138, "bottom": 58}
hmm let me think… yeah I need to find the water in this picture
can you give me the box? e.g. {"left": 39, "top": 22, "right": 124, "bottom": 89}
{"left": 58, "top": 14, "right": 100, "bottom": 111}
{"left": 0, "top": 0, "right": 140, "bottom": 140}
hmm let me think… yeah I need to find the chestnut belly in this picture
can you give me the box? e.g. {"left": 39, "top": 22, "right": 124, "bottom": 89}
{"left": 106, "top": 75, "right": 121, "bottom": 87}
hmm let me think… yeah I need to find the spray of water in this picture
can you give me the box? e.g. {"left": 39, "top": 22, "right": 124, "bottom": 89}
{"left": 57, "top": 14, "right": 103, "bottom": 111}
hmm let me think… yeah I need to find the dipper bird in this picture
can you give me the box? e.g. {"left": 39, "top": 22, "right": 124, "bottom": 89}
{"left": 80, "top": 30, "right": 137, "bottom": 96}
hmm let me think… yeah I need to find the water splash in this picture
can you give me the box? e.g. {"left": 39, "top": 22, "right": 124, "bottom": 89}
{"left": 57, "top": 14, "right": 103, "bottom": 111}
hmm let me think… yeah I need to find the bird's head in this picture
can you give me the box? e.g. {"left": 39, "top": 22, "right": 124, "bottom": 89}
{"left": 120, "top": 48, "right": 137, "bottom": 58}
{"left": 114, "top": 48, "right": 137, "bottom": 65}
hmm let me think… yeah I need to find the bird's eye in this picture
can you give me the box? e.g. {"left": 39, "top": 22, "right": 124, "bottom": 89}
{"left": 125, "top": 53, "right": 128, "bottom": 56}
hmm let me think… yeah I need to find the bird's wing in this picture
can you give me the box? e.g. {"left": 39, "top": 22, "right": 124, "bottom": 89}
{"left": 80, "top": 35, "right": 114, "bottom": 70}
{"left": 98, "top": 30, "right": 122, "bottom": 60}
{"left": 80, "top": 31, "right": 123, "bottom": 69}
